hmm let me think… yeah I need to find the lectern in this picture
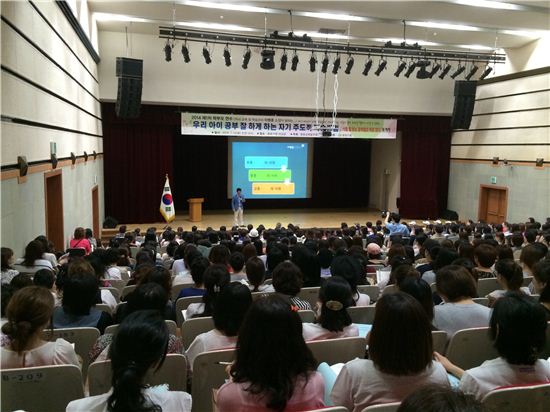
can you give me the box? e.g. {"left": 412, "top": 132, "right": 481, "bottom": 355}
{"left": 187, "top": 198, "right": 204, "bottom": 222}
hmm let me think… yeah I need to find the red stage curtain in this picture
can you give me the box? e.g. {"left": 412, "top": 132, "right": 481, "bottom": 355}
{"left": 102, "top": 103, "right": 178, "bottom": 223}
{"left": 399, "top": 116, "right": 452, "bottom": 219}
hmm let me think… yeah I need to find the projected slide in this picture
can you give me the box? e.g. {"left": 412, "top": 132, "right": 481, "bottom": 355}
{"left": 231, "top": 141, "right": 310, "bottom": 199}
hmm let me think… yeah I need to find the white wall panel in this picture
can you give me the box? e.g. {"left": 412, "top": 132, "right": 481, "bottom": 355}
{"left": 452, "top": 127, "right": 550, "bottom": 145}
{"left": 469, "top": 108, "right": 550, "bottom": 130}
{"left": 451, "top": 145, "right": 550, "bottom": 162}
{"left": 474, "top": 90, "right": 549, "bottom": 114}
{"left": 476, "top": 73, "right": 550, "bottom": 100}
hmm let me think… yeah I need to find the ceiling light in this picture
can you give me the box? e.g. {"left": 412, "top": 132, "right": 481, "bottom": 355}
{"left": 332, "top": 54, "right": 341, "bottom": 75}
{"left": 451, "top": 64, "right": 466, "bottom": 79}
{"left": 452, "top": 0, "right": 522, "bottom": 11}
{"left": 394, "top": 60, "right": 407, "bottom": 77}
{"left": 202, "top": 45, "right": 212, "bottom": 64}
{"left": 291, "top": 51, "right": 299, "bottom": 71}
{"left": 321, "top": 53, "right": 329, "bottom": 73}
{"left": 344, "top": 56, "right": 354, "bottom": 75}
{"left": 408, "top": 21, "right": 481, "bottom": 32}
{"left": 439, "top": 63, "right": 452, "bottom": 79}
{"left": 280, "top": 50, "right": 288, "bottom": 71}
{"left": 92, "top": 12, "right": 149, "bottom": 23}
{"left": 177, "top": 21, "right": 257, "bottom": 32}
{"left": 309, "top": 53, "right": 317, "bottom": 72}
{"left": 458, "top": 44, "right": 494, "bottom": 51}
{"left": 429, "top": 62, "right": 441, "bottom": 78}
{"left": 260, "top": 49, "right": 275, "bottom": 70}
{"left": 164, "top": 42, "right": 172, "bottom": 62}
{"left": 479, "top": 65, "right": 493, "bottom": 80}
{"left": 181, "top": 42, "right": 190, "bottom": 63}
{"left": 180, "top": 1, "right": 269, "bottom": 14}
{"left": 404, "top": 61, "right": 417, "bottom": 78}
{"left": 375, "top": 58, "right": 387, "bottom": 76}
{"left": 465, "top": 64, "right": 479, "bottom": 80}
{"left": 299, "top": 11, "right": 365, "bottom": 22}
{"left": 242, "top": 46, "right": 251, "bottom": 69}
{"left": 362, "top": 57, "right": 373, "bottom": 76}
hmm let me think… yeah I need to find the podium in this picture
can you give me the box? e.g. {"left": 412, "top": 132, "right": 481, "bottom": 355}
{"left": 187, "top": 198, "right": 204, "bottom": 222}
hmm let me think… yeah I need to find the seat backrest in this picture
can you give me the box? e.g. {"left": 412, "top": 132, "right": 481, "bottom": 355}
{"left": 105, "top": 320, "right": 177, "bottom": 337}
{"left": 181, "top": 317, "right": 215, "bottom": 349}
{"left": 361, "top": 402, "right": 401, "bottom": 412}
{"left": 522, "top": 276, "right": 533, "bottom": 287}
{"left": 87, "top": 354, "right": 188, "bottom": 396}
{"left": 482, "top": 383, "right": 550, "bottom": 412}
{"left": 311, "top": 407, "right": 350, "bottom": 412}
{"left": 472, "top": 297, "right": 489, "bottom": 307}
{"left": 347, "top": 305, "right": 376, "bottom": 324}
{"left": 431, "top": 330, "right": 448, "bottom": 354}
{"left": 307, "top": 336, "right": 367, "bottom": 365}
{"left": 477, "top": 278, "right": 500, "bottom": 297}
{"left": 94, "top": 303, "right": 112, "bottom": 314}
{"left": 445, "top": 327, "right": 498, "bottom": 370}
{"left": 171, "top": 282, "right": 195, "bottom": 301}
{"left": 115, "top": 266, "right": 130, "bottom": 281}
{"left": 382, "top": 284, "right": 396, "bottom": 295}
{"left": 121, "top": 284, "right": 137, "bottom": 299}
{"left": 101, "top": 287, "right": 121, "bottom": 303}
{"left": 192, "top": 349, "right": 236, "bottom": 412}
{"left": 298, "top": 310, "right": 316, "bottom": 323}
{"left": 1, "top": 364, "right": 84, "bottom": 412}
{"left": 357, "top": 285, "right": 380, "bottom": 302}
{"left": 41, "top": 327, "right": 100, "bottom": 379}
{"left": 298, "top": 287, "right": 321, "bottom": 308}
{"left": 107, "top": 279, "right": 128, "bottom": 293}
{"left": 175, "top": 295, "right": 205, "bottom": 326}
{"left": 251, "top": 291, "right": 275, "bottom": 300}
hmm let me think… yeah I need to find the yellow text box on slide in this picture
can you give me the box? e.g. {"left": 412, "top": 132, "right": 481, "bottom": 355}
{"left": 252, "top": 182, "right": 295, "bottom": 195}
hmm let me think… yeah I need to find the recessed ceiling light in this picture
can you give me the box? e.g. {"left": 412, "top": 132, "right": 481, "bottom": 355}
{"left": 93, "top": 12, "right": 149, "bottom": 23}
{"left": 176, "top": 21, "right": 257, "bottom": 32}
{"left": 408, "top": 21, "right": 481, "bottom": 32}
{"left": 299, "top": 11, "right": 365, "bottom": 22}
{"left": 452, "top": 0, "right": 522, "bottom": 11}
{"left": 458, "top": 44, "right": 495, "bottom": 50}
{"left": 180, "top": 1, "right": 269, "bottom": 13}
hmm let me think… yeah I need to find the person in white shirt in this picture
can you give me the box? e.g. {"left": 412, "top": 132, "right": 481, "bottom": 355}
{"left": 245, "top": 257, "right": 275, "bottom": 293}
{"left": 331, "top": 292, "right": 449, "bottom": 411}
{"left": 104, "top": 249, "right": 122, "bottom": 280}
{"left": 303, "top": 277, "right": 358, "bottom": 341}
{"left": 66, "top": 310, "right": 192, "bottom": 412}
{"left": 186, "top": 282, "right": 252, "bottom": 370}
{"left": 13, "top": 240, "right": 53, "bottom": 275}
{"left": 487, "top": 259, "right": 530, "bottom": 307}
{"left": 229, "top": 252, "right": 247, "bottom": 282}
{"left": 186, "top": 264, "right": 230, "bottom": 319}
{"left": 435, "top": 293, "right": 550, "bottom": 401}
{"left": 330, "top": 255, "right": 370, "bottom": 306}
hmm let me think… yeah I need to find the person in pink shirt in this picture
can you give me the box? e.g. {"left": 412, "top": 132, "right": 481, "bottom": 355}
{"left": 216, "top": 295, "right": 325, "bottom": 412}
{"left": 69, "top": 227, "right": 92, "bottom": 255}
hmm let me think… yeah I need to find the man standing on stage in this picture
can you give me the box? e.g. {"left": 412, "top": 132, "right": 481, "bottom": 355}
{"left": 232, "top": 188, "right": 246, "bottom": 227}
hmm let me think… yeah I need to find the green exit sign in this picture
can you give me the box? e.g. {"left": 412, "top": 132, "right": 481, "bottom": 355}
{"left": 490, "top": 176, "right": 497, "bottom": 184}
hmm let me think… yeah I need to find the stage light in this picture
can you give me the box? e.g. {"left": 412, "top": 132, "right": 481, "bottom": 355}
{"left": 465, "top": 64, "right": 479, "bottom": 80}
{"left": 362, "top": 57, "right": 373, "bottom": 76}
{"left": 291, "top": 51, "right": 299, "bottom": 71}
{"left": 344, "top": 55, "right": 354, "bottom": 74}
{"left": 242, "top": 46, "right": 251, "bottom": 69}
{"left": 374, "top": 58, "right": 387, "bottom": 76}
{"left": 280, "top": 50, "right": 288, "bottom": 71}
{"left": 404, "top": 61, "right": 417, "bottom": 78}
{"left": 394, "top": 60, "right": 407, "bottom": 77}
{"left": 451, "top": 64, "right": 466, "bottom": 79}
{"left": 181, "top": 42, "right": 190, "bottom": 63}
{"left": 479, "top": 65, "right": 493, "bottom": 80}
{"left": 260, "top": 49, "right": 276, "bottom": 70}
{"left": 223, "top": 44, "right": 231, "bottom": 66}
{"left": 321, "top": 53, "right": 329, "bottom": 73}
{"left": 164, "top": 42, "right": 172, "bottom": 62}
{"left": 429, "top": 62, "right": 441, "bottom": 78}
{"left": 439, "top": 63, "right": 452, "bottom": 79}
{"left": 309, "top": 52, "right": 317, "bottom": 72}
{"left": 202, "top": 45, "right": 212, "bottom": 64}
{"left": 332, "top": 54, "right": 341, "bottom": 74}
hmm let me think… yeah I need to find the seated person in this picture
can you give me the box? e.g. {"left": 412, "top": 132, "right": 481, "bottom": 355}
{"left": 1, "top": 247, "right": 19, "bottom": 285}
{"left": 331, "top": 292, "right": 449, "bottom": 411}
{"left": 103, "top": 248, "right": 122, "bottom": 280}
{"left": 33, "top": 269, "right": 60, "bottom": 306}
{"left": 229, "top": 252, "right": 247, "bottom": 282}
{"left": 397, "top": 384, "right": 483, "bottom": 411}
{"left": 303, "top": 277, "right": 359, "bottom": 341}
{"left": 331, "top": 255, "right": 370, "bottom": 306}
{"left": 186, "top": 282, "right": 252, "bottom": 370}
{"left": 435, "top": 293, "right": 550, "bottom": 400}
{"left": 487, "top": 259, "right": 530, "bottom": 307}
{"left": 532, "top": 260, "right": 550, "bottom": 319}
{"left": 175, "top": 256, "right": 209, "bottom": 300}
{"left": 69, "top": 227, "right": 92, "bottom": 255}
{"left": 186, "top": 264, "right": 230, "bottom": 319}
{"left": 272, "top": 261, "right": 312, "bottom": 310}
{"left": 1, "top": 286, "right": 79, "bottom": 368}
{"left": 472, "top": 244, "right": 497, "bottom": 280}
{"left": 67, "top": 310, "right": 192, "bottom": 412}
{"left": 245, "top": 257, "right": 274, "bottom": 293}
{"left": 13, "top": 240, "right": 53, "bottom": 275}
{"left": 433, "top": 265, "right": 491, "bottom": 338}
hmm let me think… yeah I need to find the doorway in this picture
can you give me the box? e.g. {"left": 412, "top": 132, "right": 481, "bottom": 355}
{"left": 478, "top": 185, "right": 508, "bottom": 224}
{"left": 44, "top": 170, "right": 64, "bottom": 252}
{"left": 92, "top": 185, "right": 100, "bottom": 242}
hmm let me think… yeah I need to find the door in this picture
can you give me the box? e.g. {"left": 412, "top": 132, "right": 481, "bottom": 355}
{"left": 44, "top": 170, "right": 65, "bottom": 252}
{"left": 92, "top": 185, "right": 100, "bottom": 241}
{"left": 478, "top": 185, "right": 508, "bottom": 224}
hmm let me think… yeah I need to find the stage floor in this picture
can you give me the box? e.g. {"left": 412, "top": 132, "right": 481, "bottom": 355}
{"left": 121, "top": 208, "right": 386, "bottom": 231}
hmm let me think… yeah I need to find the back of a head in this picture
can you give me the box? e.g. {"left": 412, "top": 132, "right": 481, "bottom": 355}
{"left": 33, "top": 269, "right": 55, "bottom": 289}
{"left": 62, "top": 271, "right": 98, "bottom": 316}
{"left": 533, "top": 259, "right": 550, "bottom": 303}
{"left": 436, "top": 265, "right": 477, "bottom": 302}
{"left": 369, "top": 292, "right": 433, "bottom": 375}
{"left": 520, "top": 244, "right": 546, "bottom": 270}
{"left": 272, "top": 261, "right": 303, "bottom": 296}
{"left": 398, "top": 277, "right": 434, "bottom": 322}
{"left": 490, "top": 292, "right": 547, "bottom": 365}
{"left": 266, "top": 245, "right": 285, "bottom": 272}
{"left": 209, "top": 244, "right": 230, "bottom": 265}
{"left": 190, "top": 256, "right": 210, "bottom": 286}
{"left": 200, "top": 264, "right": 230, "bottom": 317}
{"left": 495, "top": 259, "right": 523, "bottom": 290}
{"left": 245, "top": 257, "right": 266, "bottom": 290}
{"left": 318, "top": 248, "right": 333, "bottom": 269}
{"left": 1, "top": 286, "right": 54, "bottom": 354}
{"left": 318, "top": 276, "right": 353, "bottom": 332}
{"left": 230, "top": 252, "right": 245, "bottom": 273}
{"left": 213, "top": 282, "right": 252, "bottom": 336}
{"left": 330, "top": 255, "right": 362, "bottom": 292}
{"left": 138, "top": 266, "right": 172, "bottom": 296}
{"left": 433, "top": 248, "right": 459, "bottom": 272}
{"left": 392, "top": 265, "right": 420, "bottom": 289}
{"left": 1, "top": 247, "right": 14, "bottom": 271}
{"left": 124, "top": 283, "right": 169, "bottom": 320}
{"left": 398, "top": 384, "right": 484, "bottom": 412}
{"left": 23, "top": 240, "right": 45, "bottom": 266}
{"left": 231, "top": 295, "right": 317, "bottom": 411}
{"left": 108, "top": 310, "right": 168, "bottom": 412}
{"left": 474, "top": 243, "right": 497, "bottom": 268}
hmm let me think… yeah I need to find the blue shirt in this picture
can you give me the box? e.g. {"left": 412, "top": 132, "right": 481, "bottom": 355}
{"left": 232, "top": 194, "right": 245, "bottom": 211}
{"left": 386, "top": 222, "right": 410, "bottom": 236}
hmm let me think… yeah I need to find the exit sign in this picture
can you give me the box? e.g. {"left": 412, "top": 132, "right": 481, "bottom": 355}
{"left": 490, "top": 176, "right": 497, "bottom": 184}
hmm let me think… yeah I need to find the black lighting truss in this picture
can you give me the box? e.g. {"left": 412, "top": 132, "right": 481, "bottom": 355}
{"left": 159, "top": 26, "right": 506, "bottom": 65}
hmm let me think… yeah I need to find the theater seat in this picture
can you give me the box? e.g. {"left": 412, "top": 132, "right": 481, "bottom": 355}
{"left": 431, "top": 330, "right": 448, "bottom": 354}
{"left": 361, "top": 402, "right": 401, "bottom": 411}
{"left": 307, "top": 336, "right": 367, "bottom": 365}
{"left": 298, "top": 287, "right": 321, "bottom": 308}
{"left": 347, "top": 306, "right": 376, "bottom": 324}
{"left": 298, "top": 310, "right": 316, "bottom": 323}
{"left": 175, "top": 295, "right": 205, "bottom": 326}
{"left": 192, "top": 349, "right": 236, "bottom": 412}
{"left": 445, "top": 327, "right": 498, "bottom": 370}
{"left": 181, "top": 316, "right": 215, "bottom": 349}
{"left": 1, "top": 364, "right": 84, "bottom": 412}
{"left": 105, "top": 320, "right": 177, "bottom": 337}
{"left": 482, "top": 383, "right": 550, "bottom": 412}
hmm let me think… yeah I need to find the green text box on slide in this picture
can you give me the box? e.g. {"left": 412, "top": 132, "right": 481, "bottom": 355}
{"left": 248, "top": 169, "right": 292, "bottom": 182}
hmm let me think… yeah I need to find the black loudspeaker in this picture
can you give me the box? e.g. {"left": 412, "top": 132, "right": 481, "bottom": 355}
{"left": 103, "top": 216, "right": 119, "bottom": 229}
{"left": 115, "top": 57, "right": 143, "bottom": 119}
{"left": 17, "top": 156, "right": 28, "bottom": 177}
{"left": 442, "top": 209, "right": 459, "bottom": 221}
{"left": 451, "top": 81, "right": 477, "bottom": 130}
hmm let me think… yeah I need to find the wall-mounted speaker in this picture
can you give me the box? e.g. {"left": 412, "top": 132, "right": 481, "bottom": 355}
{"left": 17, "top": 156, "right": 28, "bottom": 177}
{"left": 536, "top": 158, "right": 544, "bottom": 167}
{"left": 115, "top": 57, "right": 143, "bottom": 119}
{"left": 51, "top": 153, "right": 58, "bottom": 169}
{"left": 451, "top": 81, "right": 477, "bottom": 130}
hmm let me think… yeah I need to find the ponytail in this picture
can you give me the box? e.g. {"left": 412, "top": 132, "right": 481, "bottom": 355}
{"left": 196, "top": 264, "right": 230, "bottom": 317}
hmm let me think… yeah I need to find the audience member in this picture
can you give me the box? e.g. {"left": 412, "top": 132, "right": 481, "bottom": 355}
{"left": 397, "top": 384, "right": 483, "bottom": 412}
{"left": 229, "top": 252, "right": 247, "bottom": 282}
{"left": 69, "top": 227, "right": 92, "bottom": 255}
{"left": 331, "top": 255, "right": 370, "bottom": 306}
{"left": 186, "top": 264, "right": 230, "bottom": 319}
{"left": 1, "top": 247, "right": 19, "bottom": 284}
{"left": 246, "top": 257, "right": 274, "bottom": 293}
{"left": 176, "top": 256, "right": 209, "bottom": 300}
{"left": 13, "top": 240, "right": 53, "bottom": 274}
{"left": 532, "top": 259, "right": 550, "bottom": 319}
{"left": 272, "top": 261, "right": 312, "bottom": 310}
{"left": 487, "top": 259, "right": 529, "bottom": 306}
{"left": 472, "top": 244, "right": 497, "bottom": 280}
